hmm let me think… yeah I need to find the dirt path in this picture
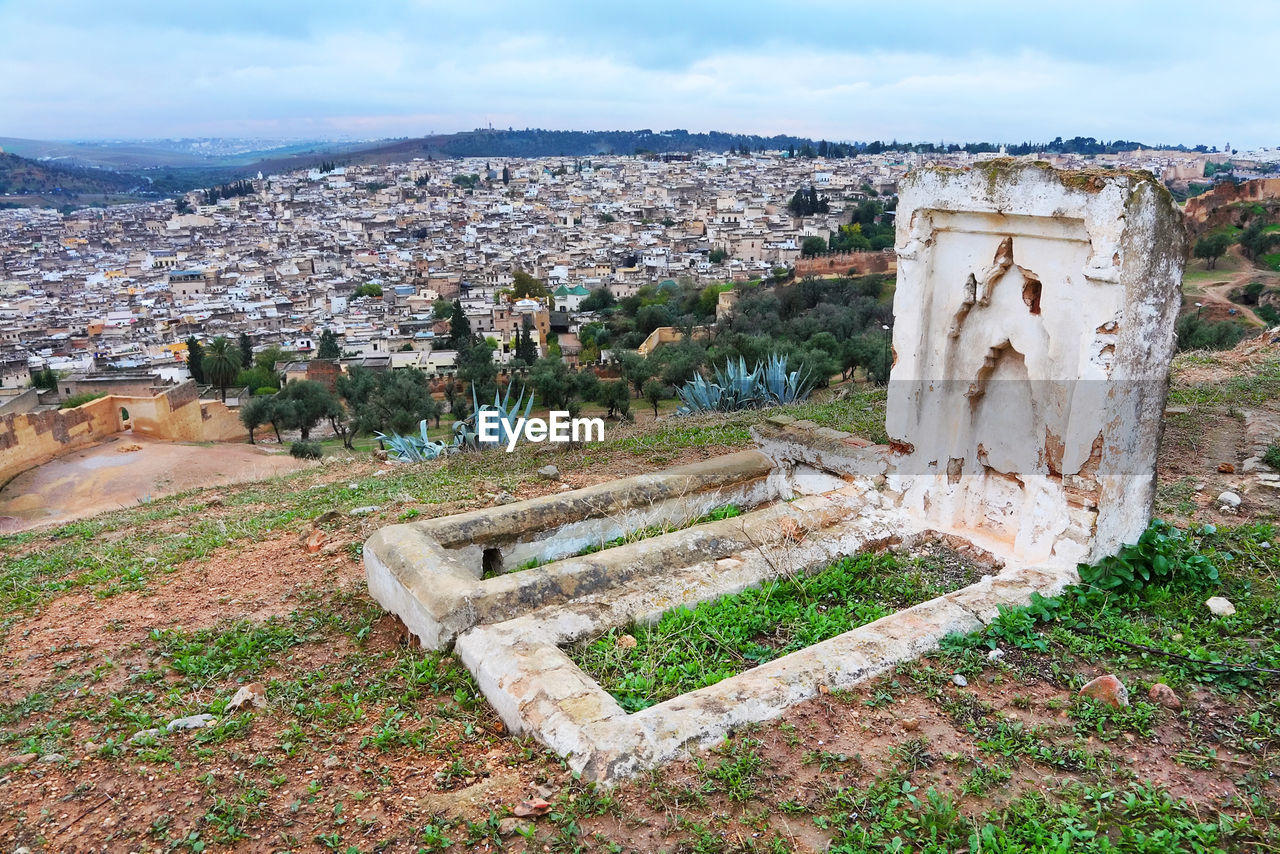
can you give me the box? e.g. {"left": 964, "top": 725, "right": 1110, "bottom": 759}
{"left": 1193, "top": 245, "right": 1274, "bottom": 325}
{"left": 0, "top": 434, "right": 311, "bottom": 533}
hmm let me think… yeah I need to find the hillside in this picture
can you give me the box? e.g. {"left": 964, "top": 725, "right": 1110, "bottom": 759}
{"left": 1, "top": 349, "right": 1279, "bottom": 851}
{"left": 0, "top": 152, "right": 144, "bottom": 195}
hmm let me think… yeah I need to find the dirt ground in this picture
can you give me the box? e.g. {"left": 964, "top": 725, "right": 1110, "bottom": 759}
{"left": 0, "top": 358, "right": 1277, "bottom": 851}
{"left": 0, "top": 434, "right": 311, "bottom": 534}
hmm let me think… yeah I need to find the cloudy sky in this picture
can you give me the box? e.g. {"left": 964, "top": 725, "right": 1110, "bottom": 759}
{"left": 1, "top": 0, "right": 1276, "bottom": 148}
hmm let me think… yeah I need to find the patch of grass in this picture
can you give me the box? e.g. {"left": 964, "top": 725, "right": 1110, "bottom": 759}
{"left": 571, "top": 549, "right": 978, "bottom": 711}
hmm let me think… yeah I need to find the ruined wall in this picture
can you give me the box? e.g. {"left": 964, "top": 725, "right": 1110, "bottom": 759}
{"left": 1183, "top": 177, "right": 1280, "bottom": 236}
{"left": 0, "top": 381, "right": 247, "bottom": 485}
{"left": 793, "top": 250, "right": 895, "bottom": 278}
{"left": 0, "top": 396, "right": 122, "bottom": 485}
{"left": 888, "top": 161, "right": 1186, "bottom": 566}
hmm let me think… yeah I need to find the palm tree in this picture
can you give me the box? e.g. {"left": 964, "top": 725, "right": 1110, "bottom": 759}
{"left": 204, "top": 336, "right": 242, "bottom": 403}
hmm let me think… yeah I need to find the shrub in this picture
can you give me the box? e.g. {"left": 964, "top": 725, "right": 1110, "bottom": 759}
{"left": 289, "top": 441, "right": 323, "bottom": 460}
{"left": 58, "top": 391, "right": 106, "bottom": 410}
{"left": 1263, "top": 442, "right": 1280, "bottom": 471}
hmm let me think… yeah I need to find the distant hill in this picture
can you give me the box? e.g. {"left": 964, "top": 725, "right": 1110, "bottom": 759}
{"left": 0, "top": 151, "right": 145, "bottom": 198}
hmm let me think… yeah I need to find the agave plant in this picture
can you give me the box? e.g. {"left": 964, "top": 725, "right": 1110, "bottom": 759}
{"left": 454, "top": 383, "right": 535, "bottom": 450}
{"left": 376, "top": 418, "right": 453, "bottom": 462}
{"left": 761, "top": 353, "right": 814, "bottom": 404}
{"left": 675, "top": 354, "right": 813, "bottom": 415}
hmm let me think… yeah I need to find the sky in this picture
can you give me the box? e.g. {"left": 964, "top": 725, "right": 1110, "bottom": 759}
{"left": 1, "top": 0, "right": 1277, "bottom": 149}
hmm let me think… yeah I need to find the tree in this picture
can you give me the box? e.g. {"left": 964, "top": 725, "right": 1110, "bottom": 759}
{"left": 32, "top": 367, "right": 58, "bottom": 391}
{"left": 457, "top": 338, "right": 497, "bottom": 402}
{"left": 239, "top": 395, "right": 273, "bottom": 444}
{"left": 175, "top": 196, "right": 192, "bottom": 215}
{"left": 642, "top": 379, "right": 666, "bottom": 416}
{"left": 515, "top": 315, "right": 539, "bottom": 364}
{"left": 274, "top": 380, "right": 341, "bottom": 441}
{"left": 433, "top": 298, "right": 454, "bottom": 320}
{"left": 354, "top": 283, "right": 383, "bottom": 298}
{"left": 597, "top": 379, "right": 632, "bottom": 420}
{"left": 317, "top": 329, "right": 341, "bottom": 360}
{"left": 357, "top": 368, "right": 443, "bottom": 438}
{"left": 448, "top": 301, "right": 471, "bottom": 348}
{"left": 616, "top": 351, "right": 652, "bottom": 398}
{"left": 203, "top": 336, "right": 242, "bottom": 402}
{"left": 1240, "top": 220, "right": 1279, "bottom": 261}
{"left": 501, "top": 165, "right": 510, "bottom": 185}
{"left": 238, "top": 333, "right": 254, "bottom": 372}
{"left": 708, "top": 248, "right": 729, "bottom": 264}
{"left": 1193, "top": 232, "right": 1233, "bottom": 269}
{"left": 186, "top": 336, "right": 205, "bottom": 384}
{"left": 581, "top": 287, "right": 616, "bottom": 312}
{"left": 801, "top": 236, "right": 828, "bottom": 257}
{"left": 531, "top": 356, "right": 573, "bottom": 410}
{"left": 511, "top": 270, "right": 548, "bottom": 299}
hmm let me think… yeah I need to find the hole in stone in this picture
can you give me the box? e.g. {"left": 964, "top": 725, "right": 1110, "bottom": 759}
{"left": 482, "top": 547, "right": 504, "bottom": 579}
{"left": 1022, "top": 273, "right": 1042, "bottom": 314}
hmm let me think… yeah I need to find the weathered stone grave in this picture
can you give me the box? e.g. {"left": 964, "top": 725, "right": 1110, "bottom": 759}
{"left": 364, "top": 160, "right": 1186, "bottom": 783}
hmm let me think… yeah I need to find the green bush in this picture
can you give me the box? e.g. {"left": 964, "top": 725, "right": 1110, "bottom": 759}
{"left": 289, "top": 440, "right": 323, "bottom": 460}
{"left": 1263, "top": 442, "right": 1280, "bottom": 471}
{"left": 58, "top": 391, "right": 106, "bottom": 410}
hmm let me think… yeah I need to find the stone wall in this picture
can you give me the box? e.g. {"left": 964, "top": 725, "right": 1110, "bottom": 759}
{"left": 1183, "top": 177, "right": 1280, "bottom": 236}
{"left": 793, "top": 250, "right": 895, "bottom": 278}
{"left": 887, "top": 160, "right": 1187, "bottom": 565}
{"left": 0, "top": 381, "right": 247, "bottom": 486}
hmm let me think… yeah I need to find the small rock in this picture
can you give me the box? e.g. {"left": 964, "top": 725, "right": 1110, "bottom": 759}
{"left": 5, "top": 753, "right": 37, "bottom": 767}
{"left": 1218, "top": 463, "right": 1236, "bottom": 474}
{"left": 1206, "top": 596, "right": 1236, "bottom": 617}
{"left": 901, "top": 717, "right": 920, "bottom": 732}
{"left": 127, "top": 728, "right": 161, "bottom": 744}
{"left": 494, "top": 491, "right": 516, "bottom": 505}
{"left": 38, "top": 753, "right": 65, "bottom": 764}
{"left": 497, "top": 817, "right": 533, "bottom": 837}
{"left": 205, "top": 494, "right": 224, "bottom": 506}
{"left": 512, "top": 797, "right": 552, "bottom": 818}
{"left": 373, "top": 449, "right": 389, "bottom": 461}
{"left": 538, "top": 465, "right": 560, "bottom": 481}
{"left": 347, "top": 482, "right": 359, "bottom": 489}
{"left": 349, "top": 505, "right": 380, "bottom": 516}
{"left": 323, "top": 754, "right": 341, "bottom": 769}
{"left": 315, "top": 510, "right": 344, "bottom": 525}
{"left": 1148, "top": 683, "right": 1183, "bottom": 711}
{"left": 986, "top": 648, "right": 1005, "bottom": 663}
{"left": 951, "top": 674, "right": 968, "bottom": 687}
{"left": 615, "top": 634, "right": 637, "bottom": 651}
{"left": 1078, "top": 674, "right": 1129, "bottom": 708}
{"left": 304, "top": 528, "right": 327, "bottom": 554}
{"left": 1260, "top": 541, "right": 1271, "bottom": 550}
{"left": 167, "top": 714, "right": 216, "bottom": 732}
{"left": 226, "top": 682, "right": 267, "bottom": 712}
{"left": 1217, "top": 490, "right": 1241, "bottom": 510}
{"left": 373, "top": 469, "right": 389, "bottom": 478}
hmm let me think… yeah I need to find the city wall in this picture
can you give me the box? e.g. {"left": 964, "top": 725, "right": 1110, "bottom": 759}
{"left": 793, "top": 249, "right": 896, "bottom": 278}
{"left": 0, "top": 381, "right": 246, "bottom": 486}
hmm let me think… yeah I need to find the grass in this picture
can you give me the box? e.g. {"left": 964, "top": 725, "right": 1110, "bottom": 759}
{"left": 1264, "top": 442, "right": 1280, "bottom": 471}
{"left": 571, "top": 549, "right": 978, "bottom": 712}
{"left": 508, "top": 504, "right": 744, "bottom": 575}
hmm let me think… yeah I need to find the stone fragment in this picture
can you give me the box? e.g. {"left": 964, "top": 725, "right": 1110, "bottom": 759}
{"left": 1205, "top": 597, "right": 1236, "bottom": 616}
{"left": 373, "top": 449, "right": 389, "bottom": 461}
{"left": 128, "top": 728, "right": 162, "bottom": 744}
{"left": 1217, "top": 491, "right": 1241, "bottom": 510}
{"left": 227, "top": 682, "right": 267, "bottom": 712}
{"left": 38, "top": 753, "right": 65, "bottom": 763}
{"left": 350, "top": 505, "right": 380, "bottom": 516}
{"left": 5, "top": 753, "right": 37, "bottom": 767}
{"left": 323, "top": 754, "right": 341, "bottom": 769}
{"left": 951, "top": 674, "right": 968, "bottom": 687}
{"left": 304, "top": 528, "right": 326, "bottom": 553}
{"left": 615, "top": 634, "right": 637, "bottom": 651}
{"left": 512, "top": 798, "right": 551, "bottom": 817}
{"left": 494, "top": 492, "right": 516, "bottom": 505}
{"left": 167, "top": 713, "right": 216, "bottom": 732}
{"left": 538, "top": 465, "right": 561, "bottom": 481}
{"left": 1078, "top": 674, "right": 1129, "bottom": 708}
{"left": 498, "top": 817, "right": 533, "bottom": 837}
{"left": 1218, "top": 463, "right": 1236, "bottom": 474}
{"left": 315, "top": 510, "right": 344, "bottom": 525}
{"left": 1148, "top": 683, "right": 1182, "bottom": 710}
{"left": 205, "top": 493, "right": 224, "bottom": 506}
{"left": 901, "top": 717, "right": 920, "bottom": 731}
{"left": 986, "top": 648, "right": 1005, "bottom": 663}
